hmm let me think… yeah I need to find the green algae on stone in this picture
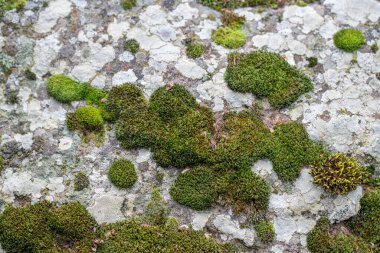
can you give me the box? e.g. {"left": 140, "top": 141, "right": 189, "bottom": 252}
{"left": 333, "top": 29, "right": 365, "bottom": 53}
{"left": 225, "top": 51, "right": 313, "bottom": 108}
{"left": 108, "top": 159, "right": 138, "bottom": 189}
{"left": 170, "top": 167, "right": 216, "bottom": 210}
{"left": 211, "top": 26, "right": 246, "bottom": 49}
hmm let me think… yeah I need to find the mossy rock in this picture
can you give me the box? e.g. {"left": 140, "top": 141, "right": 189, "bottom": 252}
{"left": 98, "top": 219, "right": 236, "bottom": 253}
{"left": 333, "top": 29, "right": 365, "bottom": 53}
{"left": 255, "top": 220, "right": 275, "bottom": 243}
{"left": 108, "top": 159, "right": 138, "bottom": 189}
{"left": 225, "top": 51, "right": 313, "bottom": 108}
{"left": 170, "top": 167, "right": 216, "bottom": 210}
{"left": 215, "top": 169, "right": 270, "bottom": 217}
{"left": 211, "top": 26, "right": 246, "bottom": 49}
{"left": 47, "top": 74, "right": 86, "bottom": 103}
{"left": 197, "top": 0, "right": 276, "bottom": 10}
{"left": 311, "top": 153, "right": 370, "bottom": 195}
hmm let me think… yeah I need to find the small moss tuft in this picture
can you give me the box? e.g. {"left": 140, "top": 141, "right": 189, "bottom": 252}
{"left": 255, "top": 220, "right": 275, "bottom": 243}
{"left": 47, "top": 74, "right": 86, "bottom": 103}
{"left": 24, "top": 69, "right": 37, "bottom": 80}
{"left": 0, "top": 0, "right": 26, "bottom": 16}
{"left": 333, "top": 29, "right": 365, "bottom": 52}
{"left": 371, "top": 43, "right": 379, "bottom": 53}
{"left": 186, "top": 42, "right": 205, "bottom": 59}
{"left": 311, "top": 153, "right": 370, "bottom": 195}
{"left": 120, "top": 0, "right": 136, "bottom": 10}
{"left": 125, "top": 39, "right": 140, "bottom": 53}
{"left": 307, "top": 57, "right": 318, "bottom": 68}
{"left": 144, "top": 189, "right": 169, "bottom": 226}
{"left": 74, "top": 171, "right": 90, "bottom": 191}
{"left": 68, "top": 106, "right": 104, "bottom": 132}
{"left": 170, "top": 167, "right": 216, "bottom": 210}
{"left": 221, "top": 9, "right": 245, "bottom": 27}
{"left": 0, "top": 155, "right": 4, "bottom": 173}
{"left": 108, "top": 159, "right": 138, "bottom": 189}
{"left": 225, "top": 51, "right": 313, "bottom": 108}
{"left": 211, "top": 26, "right": 246, "bottom": 49}
{"left": 197, "top": 0, "right": 276, "bottom": 10}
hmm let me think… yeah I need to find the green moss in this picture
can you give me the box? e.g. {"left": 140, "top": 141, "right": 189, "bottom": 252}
{"left": 213, "top": 111, "right": 270, "bottom": 170}
{"left": 255, "top": 220, "right": 275, "bottom": 243}
{"left": 225, "top": 51, "right": 313, "bottom": 108}
{"left": 269, "top": 122, "right": 325, "bottom": 182}
{"left": 47, "top": 74, "right": 86, "bottom": 103}
{"left": 371, "top": 43, "right": 379, "bottom": 53}
{"left": 68, "top": 106, "right": 104, "bottom": 132}
{"left": 144, "top": 189, "right": 169, "bottom": 226}
{"left": 170, "top": 167, "right": 216, "bottom": 210}
{"left": 125, "top": 39, "right": 140, "bottom": 53}
{"left": 0, "top": 202, "right": 55, "bottom": 252}
{"left": 221, "top": 9, "right": 245, "bottom": 27}
{"left": 349, "top": 190, "right": 380, "bottom": 248}
{"left": 74, "top": 171, "right": 90, "bottom": 191}
{"left": 108, "top": 159, "right": 138, "bottom": 189}
{"left": 0, "top": 155, "right": 4, "bottom": 173}
{"left": 0, "top": 0, "right": 25, "bottom": 16}
{"left": 48, "top": 202, "right": 98, "bottom": 241}
{"left": 197, "top": 0, "right": 276, "bottom": 10}
{"left": 25, "top": 69, "right": 37, "bottom": 80}
{"left": 307, "top": 217, "right": 372, "bottom": 253}
{"left": 311, "top": 153, "right": 370, "bottom": 195}
{"left": 98, "top": 219, "right": 235, "bottom": 253}
{"left": 120, "top": 0, "right": 136, "bottom": 10}
{"left": 83, "top": 85, "right": 107, "bottom": 106}
{"left": 307, "top": 57, "right": 318, "bottom": 68}
{"left": 186, "top": 42, "right": 205, "bottom": 59}
{"left": 215, "top": 169, "right": 270, "bottom": 217}
{"left": 211, "top": 26, "right": 246, "bottom": 49}
{"left": 333, "top": 29, "right": 365, "bottom": 52}
{"left": 296, "top": 1, "right": 308, "bottom": 7}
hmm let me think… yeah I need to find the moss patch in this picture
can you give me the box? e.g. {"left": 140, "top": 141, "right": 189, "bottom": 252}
{"left": 186, "top": 42, "right": 205, "bottom": 59}
{"left": 311, "top": 153, "right": 370, "bottom": 195}
{"left": 170, "top": 167, "right": 216, "bottom": 210}
{"left": 255, "top": 220, "right": 275, "bottom": 243}
{"left": 108, "top": 159, "right": 138, "bottom": 189}
{"left": 144, "top": 189, "right": 169, "bottom": 226}
{"left": 333, "top": 29, "right": 365, "bottom": 53}
{"left": 211, "top": 26, "right": 246, "bottom": 49}
{"left": 74, "top": 171, "right": 90, "bottom": 191}
{"left": 47, "top": 74, "right": 87, "bottom": 103}
{"left": 125, "top": 39, "right": 140, "bottom": 53}
{"left": 225, "top": 51, "right": 313, "bottom": 108}
{"left": 197, "top": 0, "right": 276, "bottom": 10}
{"left": 120, "top": 0, "right": 136, "bottom": 10}
{"left": 0, "top": 155, "right": 4, "bottom": 173}
{"left": 0, "top": 0, "right": 25, "bottom": 16}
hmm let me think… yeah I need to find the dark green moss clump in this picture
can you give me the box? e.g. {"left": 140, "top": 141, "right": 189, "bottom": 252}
{"left": 120, "top": 0, "right": 136, "bottom": 10}
{"left": 333, "top": 29, "right": 365, "bottom": 52}
{"left": 307, "top": 57, "right": 318, "bottom": 68}
{"left": 255, "top": 220, "right": 275, "bottom": 243}
{"left": 186, "top": 42, "right": 205, "bottom": 59}
{"left": 108, "top": 159, "right": 138, "bottom": 189}
{"left": 74, "top": 171, "right": 90, "bottom": 191}
{"left": 349, "top": 190, "right": 380, "bottom": 248}
{"left": 125, "top": 39, "right": 140, "bottom": 53}
{"left": 170, "top": 167, "right": 216, "bottom": 210}
{"left": 0, "top": 202, "right": 98, "bottom": 253}
{"left": 215, "top": 169, "right": 271, "bottom": 217}
{"left": 307, "top": 217, "right": 372, "bottom": 253}
{"left": 24, "top": 69, "right": 37, "bottom": 80}
{"left": 197, "top": 0, "right": 275, "bottom": 10}
{"left": 98, "top": 218, "right": 235, "bottom": 253}
{"left": 225, "top": 51, "right": 313, "bottom": 108}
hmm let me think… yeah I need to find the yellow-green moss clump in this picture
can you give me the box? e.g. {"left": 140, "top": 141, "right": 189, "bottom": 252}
{"left": 333, "top": 29, "right": 365, "bottom": 53}
{"left": 197, "top": 0, "right": 275, "bottom": 10}
{"left": 225, "top": 51, "right": 313, "bottom": 108}
{"left": 0, "top": 202, "right": 98, "bottom": 253}
{"left": 67, "top": 106, "right": 104, "bottom": 132}
{"left": 186, "top": 42, "right": 205, "bottom": 59}
{"left": 125, "top": 39, "right": 140, "bottom": 53}
{"left": 349, "top": 190, "right": 380, "bottom": 248}
{"left": 108, "top": 159, "right": 138, "bottom": 189}
{"left": 307, "top": 217, "right": 372, "bottom": 253}
{"left": 311, "top": 153, "right": 370, "bottom": 195}
{"left": 0, "top": 0, "right": 25, "bottom": 16}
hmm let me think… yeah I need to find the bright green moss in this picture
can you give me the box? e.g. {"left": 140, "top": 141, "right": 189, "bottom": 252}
{"left": 144, "top": 189, "right": 169, "bottom": 226}
{"left": 68, "top": 106, "right": 104, "bottom": 132}
{"left": 108, "top": 159, "right": 138, "bottom": 189}
{"left": 333, "top": 29, "right": 365, "bottom": 52}
{"left": 215, "top": 169, "right": 270, "bottom": 217}
{"left": 307, "top": 57, "right": 318, "bottom": 68}
{"left": 225, "top": 51, "right": 313, "bottom": 108}
{"left": 120, "top": 0, "right": 136, "bottom": 10}
{"left": 211, "top": 26, "right": 246, "bottom": 49}
{"left": 0, "top": 202, "right": 55, "bottom": 252}
{"left": 48, "top": 202, "right": 98, "bottom": 241}
{"left": 98, "top": 219, "right": 235, "bottom": 253}
{"left": 311, "top": 153, "right": 370, "bottom": 195}
{"left": 349, "top": 190, "right": 380, "bottom": 248}
{"left": 197, "top": 0, "right": 275, "bottom": 10}
{"left": 213, "top": 111, "right": 270, "bottom": 170}
{"left": 255, "top": 220, "right": 275, "bottom": 243}
{"left": 125, "top": 39, "right": 140, "bottom": 53}
{"left": 307, "top": 217, "right": 372, "bottom": 253}
{"left": 47, "top": 74, "right": 86, "bottom": 103}
{"left": 0, "top": 0, "right": 25, "bottom": 16}
{"left": 74, "top": 171, "right": 90, "bottom": 191}
{"left": 186, "top": 42, "right": 205, "bottom": 59}
{"left": 269, "top": 122, "right": 326, "bottom": 182}
{"left": 170, "top": 167, "right": 216, "bottom": 210}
